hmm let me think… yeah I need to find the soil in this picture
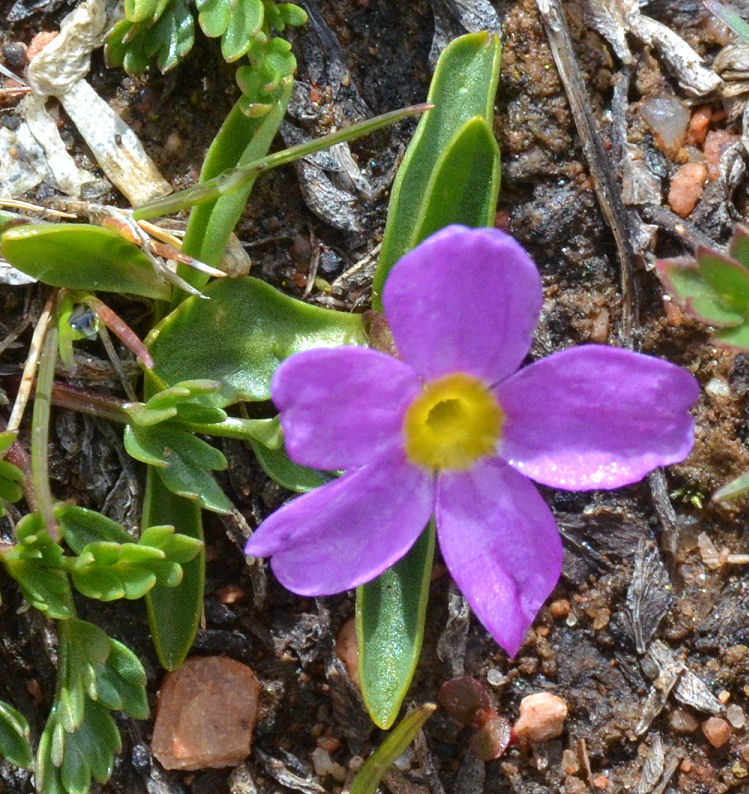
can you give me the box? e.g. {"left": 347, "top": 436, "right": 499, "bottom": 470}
{"left": 3, "top": 1, "right": 749, "bottom": 792}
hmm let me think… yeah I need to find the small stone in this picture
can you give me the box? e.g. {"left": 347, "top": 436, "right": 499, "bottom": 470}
{"left": 719, "top": 690, "right": 731, "bottom": 704}
{"left": 592, "top": 608, "right": 611, "bottom": 631}
{"left": 592, "top": 774, "right": 608, "bottom": 790}
{"left": 550, "top": 599, "right": 571, "bottom": 619}
{"left": 564, "top": 776, "right": 588, "bottom": 794}
{"left": 562, "top": 748, "right": 579, "bottom": 774}
{"left": 668, "top": 162, "right": 708, "bottom": 218}
{"left": 733, "top": 763, "right": 749, "bottom": 778}
{"left": 26, "top": 31, "right": 58, "bottom": 62}
{"left": 680, "top": 758, "right": 692, "bottom": 773}
{"left": 727, "top": 704, "right": 745, "bottom": 729}
{"left": 311, "top": 747, "right": 347, "bottom": 782}
{"left": 640, "top": 95, "right": 690, "bottom": 155}
{"left": 669, "top": 708, "right": 700, "bottom": 734}
{"left": 741, "top": 744, "right": 749, "bottom": 763}
{"left": 702, "top": 716, "right": 731, "bottom": 748}
{"left": 514, "top": 693, "right": 568, "bottom": 742}
{"left": 151, "top": 656, "right": 261, "bottom": 770}
{"left": 703, "top": 129, "right": 739, "bottom": 180}
{"left": 335, "top": 617, "right": 359, "bottom": 688}
{"left": 685, "top": 105, "right": 712, "bottom": 146}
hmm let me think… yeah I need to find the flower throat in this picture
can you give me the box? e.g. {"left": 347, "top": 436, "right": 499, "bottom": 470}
{"left": 403, "top": 373, "right": 503, "bottom": 471}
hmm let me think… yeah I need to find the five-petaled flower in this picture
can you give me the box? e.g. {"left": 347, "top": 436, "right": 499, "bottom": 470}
{"left": 245, "top": 225, "right": 699, "bottom": 656}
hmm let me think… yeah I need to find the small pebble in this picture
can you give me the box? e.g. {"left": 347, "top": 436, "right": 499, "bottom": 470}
{"left": 740, "top": 744, "right": 749, "bottom": 763}
{"left": 669, "top": 708, "right": 700, "bottom": 734}
{"left": 640, "top": 95, "right": 690, "bottom": 155}
{"left": 26, "top": 31, "right": 58, "bottom": 62}
{"left": 592, "top": 608, "right": 610, "bottom": 631}
{"left": 733, "top": 763, "right": 748, "bottom": 779}
{"left": 685, "top": 105, "right": 712, "bottom": 146}
{"left": 703, "top": 129, "right": 739, "bottom": 180}
{"left": 550, "top": 599, "right": 571, "bottom": 619}
{"left": 668, "top": 162, "right": 708, "bottom": 218}
{"left": 592, "top": 775, "right": 608, "bottom": 790}
{"left": 680, "top": 758, "right": 692, "bottom": 773}
{"left": 562, "top": 748, "right": 579, "bottom": 774}
{"left": 335, "top": 617, "right": 359, "bottom": 688}
{"left": 702, "top": 716, "right": 731, "bottom": 748}
{"left": 151, "top": 656, "right": 261, "bottom": 770}
{"left": 564, "top": 777, "right": 588, "bottom": 794}
{"left": 310, "top": 747, "right": 347, "bottom": 782}
{"left": 727, "top": 704, "right": 745, "bottom": 729}
{"left": 513, "top": 692, "right": 568, "bottom": 742}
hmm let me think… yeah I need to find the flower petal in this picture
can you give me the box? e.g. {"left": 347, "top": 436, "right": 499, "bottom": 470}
{"left": 273, "top": 347, "right": 422, "bottom": 470}
{"left": 496, "top": 345, "right": 699, "bottom": 489}
{"left": 382, "top": 225, "right": 542, "bottom": 383}
{"left": 245, "top": 452, "right": 435, "bottom": 595}
{"left": 436, "top": 458, "right": 562, "bottom": 657}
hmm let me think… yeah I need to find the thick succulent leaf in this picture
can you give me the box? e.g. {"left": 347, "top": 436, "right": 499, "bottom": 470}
{"left": 410, "top": 116, "right": 499, "bottom": 244}
{"left": 0, "top": 224, "right": 170, "bottom": 300}
{"left": 144, "top": 474, "right": 204, "bottom": 669}
{"left": 0, "top": 701, "right": 33, "bottom": 769}
{"left": 148, "top": 276, "right": 366, "bottom": 406}
{"left": 357, "top": 526, "right": 434, "bottom": 729}
{"left": 372, "top": 31, "right": 501, "bottom": 306}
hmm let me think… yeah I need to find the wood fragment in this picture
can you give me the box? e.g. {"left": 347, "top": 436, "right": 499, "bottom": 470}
{"left": 535, "top": 0, "right": 637, "bottom": 345}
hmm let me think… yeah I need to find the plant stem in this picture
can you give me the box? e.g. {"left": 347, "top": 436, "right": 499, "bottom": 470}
{"left": 31, "top": 320, "right": 60, "bottom": 540}
{"left": 134, "top": 104, "right": 432, "bottom": 220}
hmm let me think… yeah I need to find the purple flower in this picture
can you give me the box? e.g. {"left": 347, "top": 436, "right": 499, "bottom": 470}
{"left": 245, "top": 225, "right": 698, "bottom": 656}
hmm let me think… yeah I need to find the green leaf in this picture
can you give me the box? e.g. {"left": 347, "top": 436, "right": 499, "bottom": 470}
{"left": 372, "top": 31, "right": 501, "bottom": 307}
{"left": 410, "top": 116, "right": 499, "bottom": 243}
{"left": 55, "top": 503, "right": 133, "bottom": 551}
{"left": 144, "top": 472, "right": 204, "bottom": 669}
{"left": 0, "top": 701, "right": 33, "bottom": 769}
{"left": 714, "top": 469, "right": 749, "bottom": 502}
{"left": 350, "top": 704, "right": 436, "bottom": 794}
{"left": 357, "top": 525, "right": 435, "bottom": 729}
{"left": 0, "top": 224, "right": 171, "bottom": 300}
{"left": 124, "top": 423, "right": 232, "bottom": 513}
{"left": 37, "top": 699, "right": 121, "bottom": 794}
{"left": 196, "top": 0, "right": 264, "bottom": 61}
{"left": 92, "top": 639, "right": 149, "bottom": 719}
{"left": 249, "top": 438, "right": 330, "bottom": 492}
{"left": 148, "top": 276, "right": 366, "bottom": 407}
{"left": 2, "top": 514, "right": 73, "bottom": 619}
{"left": 106, "top": 0, "right": 195, "bottom": 74}
{"left": 179, "top": 80, "right": 292, "bottom": 290}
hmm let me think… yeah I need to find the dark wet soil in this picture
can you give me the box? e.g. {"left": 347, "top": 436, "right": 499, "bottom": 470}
{"left": 3, "top": 1, "right": 749, "bottom": 792}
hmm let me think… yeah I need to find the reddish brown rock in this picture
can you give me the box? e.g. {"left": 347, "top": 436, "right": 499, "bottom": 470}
{"left": 702, "top": 716, "right": 731, "bottom": 748}
{"left": 335, "top": 617, "right": 360, "bottom": 688}
{"left": 151, "top": 656, "right": 261, "bottom": 770}
{"left": 668, "top": 162, "right": 708, "bottom": 218}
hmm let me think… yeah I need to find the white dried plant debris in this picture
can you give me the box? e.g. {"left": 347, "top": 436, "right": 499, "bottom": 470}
{"left": 22, "top": 0, "right": 171, "bottom": 204}
{"left": 648, "top": 640, "right": 724, "bottom": 715}
{"left": 636, "top": 646, "right": 682, "bottom": 735}
{"left": 582, "top": 0, "right": 723, "bottom": 96}
{"left": 636, "top": 733, "right": 664, "bottom": 794}
{"left": 0, "top": 122, "right": 50, "bottom": 197}
{"left": 713, "top": 42, "right": 749, "bottom": 95}
{"left": 624, "top": 538, "right": 672, "bottom": 654}
{"left": 621, "top": 144, "right": 662, "bottom": 206}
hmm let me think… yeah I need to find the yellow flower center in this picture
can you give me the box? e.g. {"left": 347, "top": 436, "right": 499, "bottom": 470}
{"left": 403, "top": 373, "right": 503, "bottom": 471}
